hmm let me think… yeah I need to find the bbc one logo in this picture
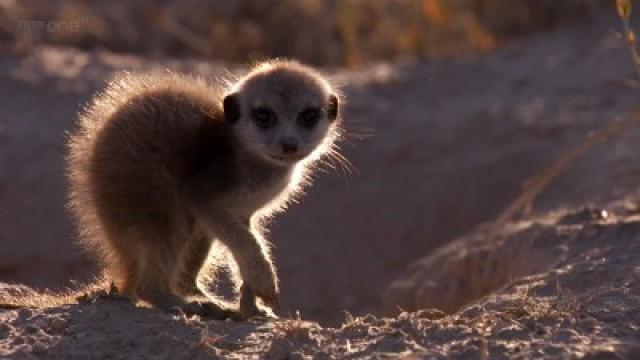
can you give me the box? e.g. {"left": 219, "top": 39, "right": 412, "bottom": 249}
{"left": 18, "top": 18, "right": 89, "bottom": 33}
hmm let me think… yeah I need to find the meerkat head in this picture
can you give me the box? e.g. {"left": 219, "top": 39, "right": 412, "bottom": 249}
{"left": 223, "top": 60, "right": 340, "bottom": 167}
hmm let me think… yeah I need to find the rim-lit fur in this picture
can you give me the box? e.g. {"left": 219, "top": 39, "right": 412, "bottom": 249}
{"left": 66, "top": 60, "right": 343, "bottom": 316}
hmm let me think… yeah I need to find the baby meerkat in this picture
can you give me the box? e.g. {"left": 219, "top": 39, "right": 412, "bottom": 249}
{"left": 67, "top": 60, "right": 342, "bottom": 318}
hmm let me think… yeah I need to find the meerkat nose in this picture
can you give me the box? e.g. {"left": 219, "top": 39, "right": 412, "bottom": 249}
{"left": 281, "top": 139, "right": 299, "bottom": 155}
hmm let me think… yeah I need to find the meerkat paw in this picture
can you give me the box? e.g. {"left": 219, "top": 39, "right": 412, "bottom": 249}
{"left": 198, "top": 301, "right": 239, "bottom": 319}
{"left": 169, "top": 300, "right": 237, "bottom": 319}
{"left": 238, "top": 283, "right": 277, "bottom": 320}
{"left": 244, "top": 263, "right": 280, "bottom": 311}
{"left": 142, "top": 291, "right": 234, "bottom": 319}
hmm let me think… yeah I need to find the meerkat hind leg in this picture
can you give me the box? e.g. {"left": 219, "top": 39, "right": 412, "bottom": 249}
{"left": 142, "top": 287, "right": 230, "bottom": 318}
{"left": 175, "top": 234, "right": 212, "bottom": 298}
{"left": 138, "top": 274, "right": 234, "bottom": 319}
{"left": 127, "top": 240, "right": 230, "bottom": 319}
{"left": 172, "top": 235, "right": 240, "bottom": 319}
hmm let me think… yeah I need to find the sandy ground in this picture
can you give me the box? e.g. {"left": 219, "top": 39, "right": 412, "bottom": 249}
{"left": 2, "top": 9, "right": 640, "bottom": 359}
{"left": 2, "top": 195, "right": 640, "bottom": 359}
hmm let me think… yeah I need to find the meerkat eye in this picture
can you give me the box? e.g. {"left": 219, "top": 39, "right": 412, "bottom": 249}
{"left": 252, "top": 107, "right": 276, "bottom": 129}
{"left": 297, "top": 108, "right": 321, "bottom": 129}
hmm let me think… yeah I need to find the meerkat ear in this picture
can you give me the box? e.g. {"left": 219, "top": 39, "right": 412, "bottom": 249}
{"left": 223, "top": 94, "right": 241, "bottom": 124}
{"left": 327, "top": 94, "right": 339, "bottom": 121}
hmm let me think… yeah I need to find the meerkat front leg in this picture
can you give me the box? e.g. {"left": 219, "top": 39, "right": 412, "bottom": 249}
{"left": 219, "top": 216, "right": 280, "bottom": 316}
{"left": 194, "top": 211, "right": 279, "bottom": 317}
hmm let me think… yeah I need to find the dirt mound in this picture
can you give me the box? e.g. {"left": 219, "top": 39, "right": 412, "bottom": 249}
{"left": 383, "top": 203, "right": 634, "bottom": 313}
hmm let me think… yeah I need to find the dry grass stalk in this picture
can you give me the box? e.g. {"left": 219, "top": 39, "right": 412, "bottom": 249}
{"left": 616, "top": 0, "right": 640, "bottom": 79}
{"left": 489, "top": 108, "right": 640, "bottom": 240}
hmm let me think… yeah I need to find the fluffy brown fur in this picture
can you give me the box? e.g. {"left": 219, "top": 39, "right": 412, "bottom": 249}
{"left": 67, "top": 61, "right": 342, "bottom": 318}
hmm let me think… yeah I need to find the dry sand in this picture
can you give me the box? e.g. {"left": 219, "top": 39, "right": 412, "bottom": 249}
{"left": 3, "top": 197, "right": 640, "bottom": 359}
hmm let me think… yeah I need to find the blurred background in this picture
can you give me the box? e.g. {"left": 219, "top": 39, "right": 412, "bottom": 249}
{"left": 1, "top": 0, "right": 603, "bottom": 66}
{"left": 3, "top": 0, "right": 640, "bottom": 325}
